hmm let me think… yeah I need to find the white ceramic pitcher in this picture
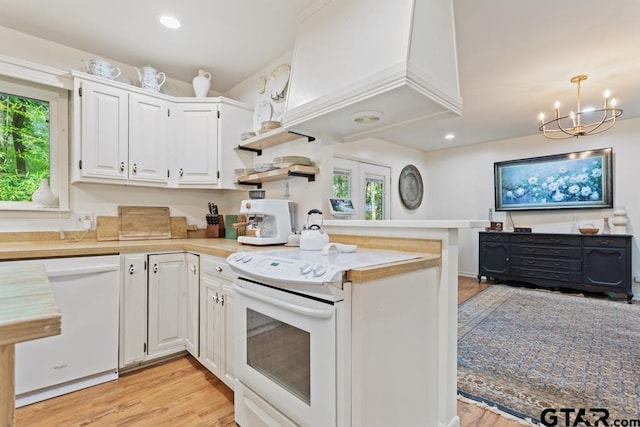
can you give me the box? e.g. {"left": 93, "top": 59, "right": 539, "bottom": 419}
{"left": 192, "top": 69, "right": 212, "bottom": 97}
{"left": 82, "top": 58, "right": 121, "bottom": 80}
{"left": 135, "top": 66, "right": 166, "bottom": 92}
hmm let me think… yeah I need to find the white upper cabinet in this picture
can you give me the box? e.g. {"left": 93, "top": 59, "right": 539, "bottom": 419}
{"left": 283, "top": 0, "right": 462, "bottom": 147}
{"left": 77, "top": 79, "right": 129, "bottom": 181}
{"left": 128, "top": 93, "right": 170, "bottom": 183}
{"left": 169, "top": 99, "right": 253, "bottom": 188}
{"left": 72, "top": 71, "right": 252, "bottom": 189}
{"left": 173, "top": 102, "right": 219, "bottom": 185}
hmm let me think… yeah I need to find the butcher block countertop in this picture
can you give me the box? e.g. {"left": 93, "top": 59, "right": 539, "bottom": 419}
{"left": 0, "top": 231, "right": 441, "bottom": 283}
{"left": 0, "top": 263, "right": 61, "bottom": 345}
{"left": 0, "top": 263, "right": 61, "bottom": 426}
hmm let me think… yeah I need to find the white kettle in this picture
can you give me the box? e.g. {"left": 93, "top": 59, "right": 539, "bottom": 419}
{"left": 300, "top": 209, "right": 329, "bottom": 251}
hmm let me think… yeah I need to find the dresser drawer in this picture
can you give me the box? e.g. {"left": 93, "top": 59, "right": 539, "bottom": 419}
{"left": 511, "top": 267, "right": 581, "bottom": 283}
{"left": 510, "top": 256, "right": 581, "bottom": 271}
{"left": 511, "top": 234, "right": 581, "bottom": 246}
{"left": 511, "top": 244, "right": 581, "bottom": 258}
{"left": 479, "top": 232, "right": 510, "bottom": 243}
{"left": 582, "top": 236, "right": 628, "bottom": 248}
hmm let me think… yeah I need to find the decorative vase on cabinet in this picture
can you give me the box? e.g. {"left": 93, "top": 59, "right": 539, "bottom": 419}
{"left": 612, "top": 206, "right": 628, "bottom": 234}
{"left": 192, "top": 70, "right": 212, "bottom": 97}
{"left": 31, "top": 178, "right": 56, "bottom": 207}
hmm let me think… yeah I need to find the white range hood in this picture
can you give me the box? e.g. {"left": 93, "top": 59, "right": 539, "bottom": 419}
{"left": 282, "top": 0, "right": 462, "bottom": 146}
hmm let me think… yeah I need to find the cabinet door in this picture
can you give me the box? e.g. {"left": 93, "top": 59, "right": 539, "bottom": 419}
{"left": 147, "top": 253, "right": 187, "bottom": 357}
{"left": 200, "top": 276, "right": 223, "bottom": 374}
{"left": 583, "top": 247, "right": 629, "bottom": 288}
{"left": 217, "top": 102, "right": 253, "bottom": 188}
{"left": 175, "top": 103, "right": 219, "bottom": 185}
{"left": 119, "top": 254, "right": 147, "bottom": 368}
{"left": 479, "top": 242, "right": 509, "bottom": 279}
{"left": 222, "top": 284, "right": 235, "bottom": 389}
{"left": 79, "top": 80, "right": 129, "bottom": 181}
{"left": 185, "top": 253, "right": 200, "bottom": 357}
{"left": 129, "top": 93, "right": 170, "bottom": 183}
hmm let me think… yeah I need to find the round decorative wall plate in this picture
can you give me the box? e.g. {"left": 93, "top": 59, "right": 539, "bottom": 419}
{"left": 399, "top": 165, "right": 424, "bottom": 210}
{"left": 266, "top": 64, "right": 291, "bottom": 100}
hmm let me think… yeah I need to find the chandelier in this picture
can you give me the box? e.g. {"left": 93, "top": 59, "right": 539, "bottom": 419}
{"left": 538, "top": 75, "right": 622, "bottom": 139}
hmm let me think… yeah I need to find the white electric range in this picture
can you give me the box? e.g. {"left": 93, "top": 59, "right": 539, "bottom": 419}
{"left": 227, "top": 246, "right": 421, "bottom": 427}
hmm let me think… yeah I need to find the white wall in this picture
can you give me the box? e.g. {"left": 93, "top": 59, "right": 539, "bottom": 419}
{"left": 423, "top": 117, "right": 640, "bottom": 298}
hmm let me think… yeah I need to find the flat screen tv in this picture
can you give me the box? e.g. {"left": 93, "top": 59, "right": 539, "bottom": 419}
{"left": 494, "top": 147, "right": 613, "bottom": 211}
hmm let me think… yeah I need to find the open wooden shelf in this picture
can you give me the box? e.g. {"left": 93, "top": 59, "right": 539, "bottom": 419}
{"left": 236, "top": 127, "right": 315, "bottom": 155}
{"left": 236, "top": 165, "right": 319, "bottom": 188}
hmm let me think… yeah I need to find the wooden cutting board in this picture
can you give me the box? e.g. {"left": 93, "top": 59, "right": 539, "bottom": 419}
{"left": 96, "top": 216, "right": 119, "bottom": 241}
{"left": 96, "top": 215, "right": 188, "bottom": 241}
{"left": 170, "top": 217, "right": 188, "bottom": 239}
{"left": 118, "top": 206, "right": 171, "bottom": 240}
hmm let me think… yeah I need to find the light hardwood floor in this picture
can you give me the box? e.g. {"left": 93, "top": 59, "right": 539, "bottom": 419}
{"left": 17, "top": 276, "right": 522, "bottom": 427}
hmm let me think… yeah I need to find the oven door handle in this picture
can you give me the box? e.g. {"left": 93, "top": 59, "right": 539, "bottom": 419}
{"left": 233, "top": 284, "right": 334, "bottom": 319}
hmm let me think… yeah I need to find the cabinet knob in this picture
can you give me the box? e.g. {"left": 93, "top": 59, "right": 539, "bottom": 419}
{"left": 215, "top": 266, "right": 223, "bottom": 273}
{"left": 132, "top": 163, "right": 138, "bottom": 174}
{"left": 179, "top": 168, "right": 184, "bottom": 177}
{"left": 119, "top": 162, "right": 125, "bottom": 172}
{"left": 128, "top": 264, "right": 135, "bottom": 275}
{"left": 191, "top": 265, "right": 197, "bottom": 275}
{"left": 220, "top": 294, "right": 225, "bottom": 306}
{"left": 153, "top": 264, "right": 158, "bottom": 273}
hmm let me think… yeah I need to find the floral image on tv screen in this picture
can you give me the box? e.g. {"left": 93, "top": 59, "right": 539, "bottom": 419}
{"left": 494, "top": 148, "right": 613, "bottom": 211}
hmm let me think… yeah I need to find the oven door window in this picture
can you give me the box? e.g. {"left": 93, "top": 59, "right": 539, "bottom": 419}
{"left": 246, "top": 309, "right": 310, "bottom": 405}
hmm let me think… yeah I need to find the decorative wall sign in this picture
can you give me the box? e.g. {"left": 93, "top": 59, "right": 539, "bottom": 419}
{"left": 399, "top": 164, "right": 423, "bottom": 210}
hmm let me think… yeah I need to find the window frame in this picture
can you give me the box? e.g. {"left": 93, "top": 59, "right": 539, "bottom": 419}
{"left": 0, "top": 74, "right": 69, "bottom": 212}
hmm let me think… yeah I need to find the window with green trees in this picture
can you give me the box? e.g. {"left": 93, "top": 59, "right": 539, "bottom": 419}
{"left": 0, "top": 92, "right": 50, "bottom": 202}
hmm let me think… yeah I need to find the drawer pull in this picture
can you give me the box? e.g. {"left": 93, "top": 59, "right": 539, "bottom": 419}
{"left": 595, "top": 239, "right": 610, "bottom": 245}
{"left": 552, "top": 250, "right": 563, "bottom": 254}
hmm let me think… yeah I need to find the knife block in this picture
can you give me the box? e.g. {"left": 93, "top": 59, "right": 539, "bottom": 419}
{"left": 206, "top": 217, "right": 225, "bottom": 238}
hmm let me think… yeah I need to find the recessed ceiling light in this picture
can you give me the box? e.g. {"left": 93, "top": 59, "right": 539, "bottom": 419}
{"left": 445, "top": 133, "right": 455, "bottom": 140}
{"left": 159, "top": 15, "right": 181, "bottom": 29}
{"left": 352, "top": 111, "right": 384, "bottom": 124}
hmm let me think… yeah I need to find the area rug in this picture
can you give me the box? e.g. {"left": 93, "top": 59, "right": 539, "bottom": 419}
{"left": 458, "top": 285, "right": 640, "bottom": 425}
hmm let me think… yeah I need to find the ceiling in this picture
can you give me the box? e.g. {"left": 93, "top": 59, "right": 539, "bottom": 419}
{"left": 1, "top": 0, "right": 640, "bottom": 151}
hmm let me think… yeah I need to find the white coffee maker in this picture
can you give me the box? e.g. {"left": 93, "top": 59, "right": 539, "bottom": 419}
{"left": 237, "top": 199, "right": 295, "bottom": 245}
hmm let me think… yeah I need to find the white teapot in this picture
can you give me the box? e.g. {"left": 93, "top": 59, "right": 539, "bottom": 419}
{"left": 82, "top": 58, "right": 121, "bottom": 80}
{"left": 299, "top": 209, "right": 330, "bottom": 251}
{"left": 135, "top": 66, "right": 166, "bottom": 92}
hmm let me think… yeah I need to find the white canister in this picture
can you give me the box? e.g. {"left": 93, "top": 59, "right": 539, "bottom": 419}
{"left": 192, "top": 69, "right": 212, "bottom": 97}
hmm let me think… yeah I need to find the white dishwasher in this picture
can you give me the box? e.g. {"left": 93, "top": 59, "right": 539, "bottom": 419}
{"left": 4, "top": 255, "right": 120, "bottom": 407}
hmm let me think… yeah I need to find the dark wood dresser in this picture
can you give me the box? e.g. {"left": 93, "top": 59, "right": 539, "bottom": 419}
{"left": 478, "top": 231, "right": 633, "bottom": 302}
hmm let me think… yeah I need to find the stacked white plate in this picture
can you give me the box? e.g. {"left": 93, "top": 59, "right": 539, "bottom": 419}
{"left": 234, "top": 168, "right": 255, "bottom": 176}
{"left": 254, "top": 163, "right": 278, "bottom": 173}
{"left": 273, "top": 156, "right": 312, "bottom": 168}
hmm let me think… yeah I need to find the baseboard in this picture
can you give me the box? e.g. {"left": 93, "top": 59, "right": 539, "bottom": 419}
{"left": 439, "top": 414, "right": 460, "bottom": 427}
{"left": 16, "top": 369, "right": 118, "bottom": 408}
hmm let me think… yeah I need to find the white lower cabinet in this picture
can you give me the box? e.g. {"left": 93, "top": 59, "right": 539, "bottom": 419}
{"left": 119, "top": 252, "right": 200, "bottom": 370}
{"left": 199, "top": 255, "right": 236, "bottom": 389}
{"left": 119, "top": 251, "right": 235, "bottom": 389}
{"left": 185, "top": 253, "right": 200, "bottom": 357}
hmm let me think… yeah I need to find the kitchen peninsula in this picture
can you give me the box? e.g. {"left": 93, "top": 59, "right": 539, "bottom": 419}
{"left": 0, "top": 219, "right": 482, "bottom": 427}
{"left": 323, "top": 219, "right": 485, "bottom": 427}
